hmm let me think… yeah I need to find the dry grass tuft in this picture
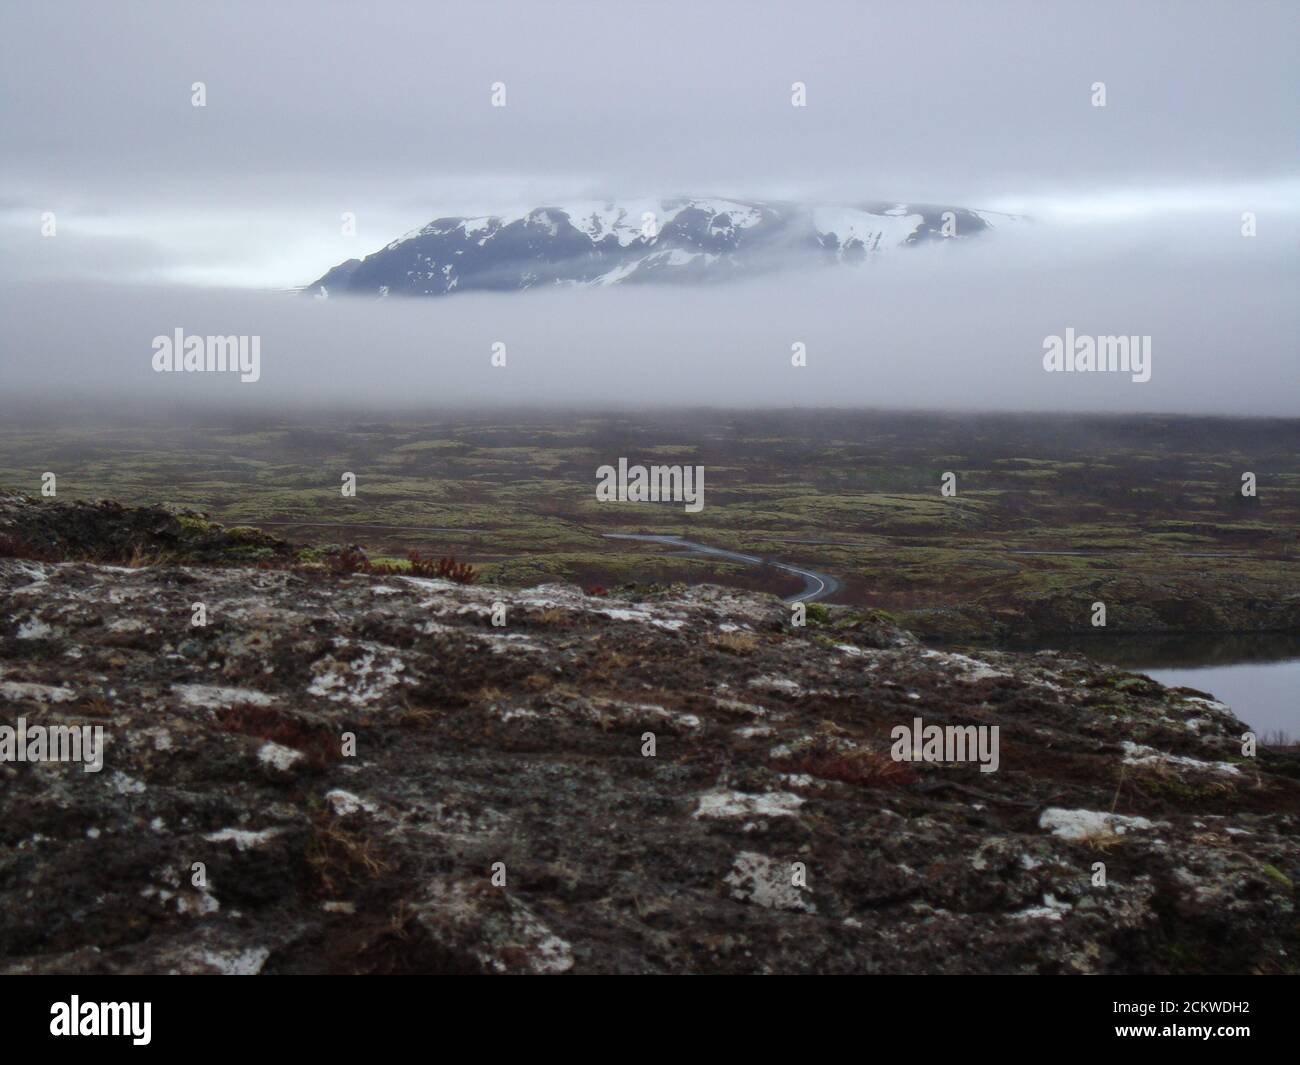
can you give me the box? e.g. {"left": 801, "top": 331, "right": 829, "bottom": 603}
{"left": 711, "top": 632, "right": 759, "bottom": 655}
{"left": 305, "top": 812, "right": 391, "bottom": 896}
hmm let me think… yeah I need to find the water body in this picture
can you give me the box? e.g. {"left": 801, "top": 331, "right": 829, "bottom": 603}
{"left": 1016, "top": 632, "right": 1300, "bottom": 740}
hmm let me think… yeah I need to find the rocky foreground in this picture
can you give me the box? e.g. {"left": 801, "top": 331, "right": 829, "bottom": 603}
{"left": 1, "top": 496, "right": 1297, "bottom": 974}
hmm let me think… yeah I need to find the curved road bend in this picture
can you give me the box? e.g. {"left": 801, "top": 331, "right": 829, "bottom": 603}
{"left": 602, "top": 533, "right": 841, "bottom": 604}
{"left": 245, "top": 521, "right": 841, "bottom": 604}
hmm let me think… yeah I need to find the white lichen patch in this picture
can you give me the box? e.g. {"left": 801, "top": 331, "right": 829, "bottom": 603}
{"left": 109, "top": 771, "right": 146, "bottom": 795}
{"left": 1120, "top": 741, "right": 1241, "bottom": 776}
{"left": 1010, "top": 893, "right": 1072, "bottom": 921}
{"left": 16, "top": 616, "right": 54, "bottom": 639}
{"left": 416, "top": 880, "right": 575, "bottom": 974}
{"left": 175, "top": 684, "right": 276, "bottom": 709}
{"left": 1039, "top": 807, "right": 1155, "bottom": 841}
{"left": 0, "top": 680, "right": 76, "bottom": 703}
{"left": 204, "top": 827, "right": 284, "bottom": 851}
{"left": 106, "top": 617, "right": 152, "bottom": 634}
{"left": 532, "top": 933, "right": 575, "bottom": 974}
{"left": 480, "top": 632, "right": 546, "bottom": 654}
{"left": 1183, "top": 695, "right": 1231, "bottom": 714}
{"left": 308, "top": 639, "right": 409, "bottom": 706}
{"left": 3, "top": 560, "right": 49, "bottom": 590}
{"left": 747, "top": 674, "right": 804, "bottom": 697}
{"left": 496, "top": 705, "right": 539, "bottom": 723}
{"left": 199, "top": 945, "right": 270, "bottom": 975}
{"left": 713, "top": 696, "right": 768, "bottom": 718}
{"left": 923, "top": 650, "right": 1011, "bottom": 683}
{"left": 397, "top": 575, "right": 461, "bottom": 595}
{"left": 584, "top": 699, "right": 700, "bottom": 732}
{"left": 144, "top": 882, "right": 220, "bottom": 917}
{"left": 693, "top": 788, "right": 805, "bottom": 820}
{"left": 725, "top": 851, "right": 816, "bottom": 912}
{"left": 735, "top": 724, "right": 773, "bottom": 739}
{"left": 598, "top": 606, "right": 654, "bottom": 624}
{"left": 257, "top": 742, "right": 304, "bottom": 772}
{"left": 325, "top": 789, "right": 379, "bottom": 817}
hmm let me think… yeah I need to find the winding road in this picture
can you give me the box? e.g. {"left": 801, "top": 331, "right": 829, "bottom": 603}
{"left": 602, "top": 533, "right": 841, "bottom": 604}
{"left": 246, "top": 519, "right": 841, "bottom": 604}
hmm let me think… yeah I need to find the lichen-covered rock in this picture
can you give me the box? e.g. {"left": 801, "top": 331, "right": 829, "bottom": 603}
{"left": 1, "top": 516, "right": 1297, "bottom": 973}
{"left": 0, "top": 493, "right": 293, "bottom": 566}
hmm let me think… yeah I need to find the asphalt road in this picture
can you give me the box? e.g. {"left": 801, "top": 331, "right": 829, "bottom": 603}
{"left": 247, "top": 520, "right": 842, "bottom": 604}
{"left": 602, "top": 533, "right": 841, "bottom": 604}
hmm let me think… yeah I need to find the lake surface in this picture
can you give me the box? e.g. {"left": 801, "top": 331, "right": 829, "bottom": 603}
{"left": 946, "top": 631, "right": 1300, "bottom": 743}
{"left": 1017, "top": 632, "right": 1300, "bottom": 741}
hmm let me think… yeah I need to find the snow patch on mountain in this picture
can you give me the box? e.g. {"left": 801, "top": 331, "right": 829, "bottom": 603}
{"left": 307, "top": 196, "right": 1011, "bottom": 299}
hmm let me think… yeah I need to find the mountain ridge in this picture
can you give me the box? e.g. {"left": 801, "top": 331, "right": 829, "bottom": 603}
{"left": 307, "top": 196, "right": 1015, "bottom": 298}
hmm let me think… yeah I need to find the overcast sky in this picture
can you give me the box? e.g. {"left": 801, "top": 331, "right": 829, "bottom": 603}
{"left": 0, "top": 0, "right": 1296, "bottom": 413}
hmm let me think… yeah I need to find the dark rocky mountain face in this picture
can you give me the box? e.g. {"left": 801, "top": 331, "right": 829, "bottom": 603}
{"left": 2, "top": 495, "right": 1297, "bottom": 974}
{"left": 307, "top": 198, "right": 1007, "bottom": 298}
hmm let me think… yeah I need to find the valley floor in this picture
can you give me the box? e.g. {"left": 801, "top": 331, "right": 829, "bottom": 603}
{"left": 0, "top": 409, "right": 1295, "bottom": 642}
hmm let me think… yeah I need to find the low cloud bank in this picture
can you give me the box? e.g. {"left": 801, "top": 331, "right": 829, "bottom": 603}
{"left": 2, "top": 212, "right": 1295, "bottom": 416}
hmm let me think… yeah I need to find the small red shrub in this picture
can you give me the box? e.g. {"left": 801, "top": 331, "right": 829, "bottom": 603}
{"left": 432, "top": 555, "right": 476, "bottom": 584}
{"left": 328, "top": 548, "right": 371, "bottom": 574}
{"left": 0, "top": 534, "right": 65, "bottom": 562}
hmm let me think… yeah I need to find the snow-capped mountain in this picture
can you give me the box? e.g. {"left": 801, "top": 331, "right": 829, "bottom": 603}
{"left": 307, "top": 197, "right": 1011, "bottom": 298}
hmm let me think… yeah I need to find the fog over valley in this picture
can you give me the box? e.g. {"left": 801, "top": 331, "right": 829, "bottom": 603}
{"left": 3, "top": 209, "right": 1295, "bottom": 415}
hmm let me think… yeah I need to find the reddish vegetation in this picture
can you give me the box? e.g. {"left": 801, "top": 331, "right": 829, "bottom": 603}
{"left": 218, "top": 702, "right": 340, "bottom": 767}
{"left": 411, "top": 551, "right": 477, "bottom": 584}
{"left": 327, "top": 548, "right": 371, "bottom": 574}
{"left": 324, "top": 548, "right": 476, "bottom": 584}
{"left": 781, "top": 746, "right": 917, "bottom": 789}
{"left": 584, "top": 585, "right": 609, "bottom": 597}
{"left": 403, "top": 550, "right": 440, "bottom": 577}
{"left": 0, "top": 534, "right": 64, "bottom": 562}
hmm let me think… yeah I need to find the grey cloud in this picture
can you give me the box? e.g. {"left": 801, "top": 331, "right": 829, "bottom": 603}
{"left": 2, "top": 213, "right": 1295, "bottom": 415}
{"left": 0, "top": 0, "right": 1294, "bottom": 415}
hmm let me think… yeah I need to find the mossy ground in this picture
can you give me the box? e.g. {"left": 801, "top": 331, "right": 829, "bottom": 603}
{"left": 1, "top": 410, "right": 1296, "bottom": 637}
